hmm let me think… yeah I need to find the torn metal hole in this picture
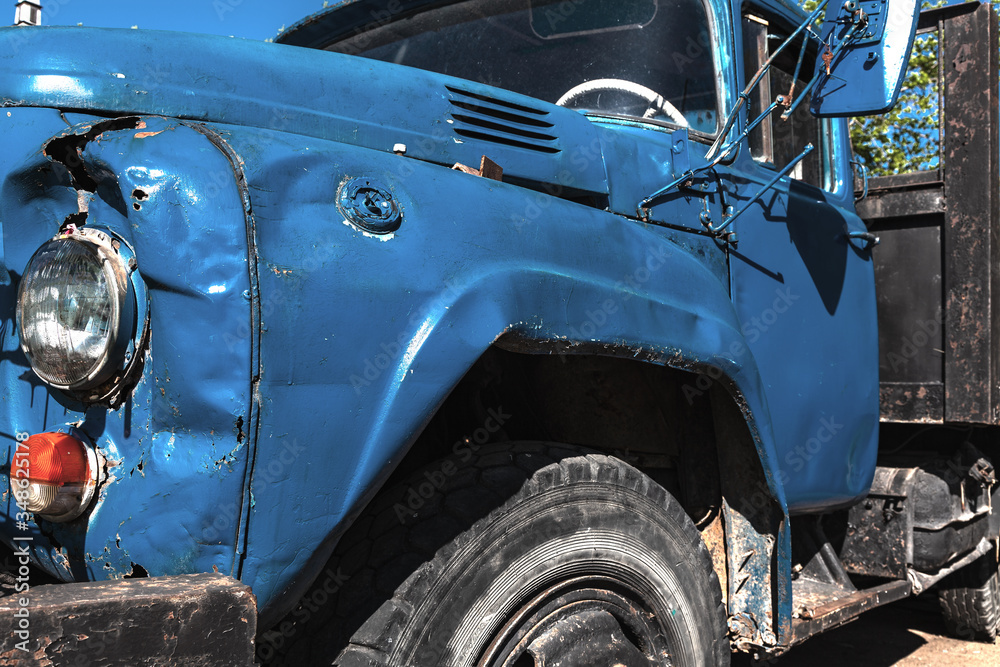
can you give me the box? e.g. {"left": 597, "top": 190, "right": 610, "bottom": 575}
{"left": 59, "top": 211, "right": 88, "bottom": 233}
{"left": 43, "top": 117, "right": 143, "bottom": 193}
{"left": 126, "top": 563, "right": 149, "bottom": 578}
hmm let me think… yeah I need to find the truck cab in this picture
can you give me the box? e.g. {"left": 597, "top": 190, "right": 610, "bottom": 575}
{"left": 1, "top": 0, "right": 998, "bottom": 665}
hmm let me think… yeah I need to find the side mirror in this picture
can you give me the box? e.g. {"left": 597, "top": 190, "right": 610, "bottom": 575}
{"left": 810, "top": 0, "right": 921, "bottom": 116}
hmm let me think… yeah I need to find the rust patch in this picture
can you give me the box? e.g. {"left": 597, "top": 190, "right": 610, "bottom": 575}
{"left": 134, "top": 130, "right": 164, "bottom": 139}
{"left": 451, "top": 155, "right": 504, "bottom": 181}
{"left": 699, "top": 506, "right": 729, "bottom": 600}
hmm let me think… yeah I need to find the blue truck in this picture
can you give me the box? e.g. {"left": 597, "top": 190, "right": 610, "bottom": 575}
{"left": 1, "top": 0, "right": 999, "bottom": 664}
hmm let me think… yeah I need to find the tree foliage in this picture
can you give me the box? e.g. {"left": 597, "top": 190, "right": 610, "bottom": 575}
{"left": 850, "top": 30, "right": 940, "bottom": 176}
{"left": 848, "top": 0, "right": 1000, "bottom": 176}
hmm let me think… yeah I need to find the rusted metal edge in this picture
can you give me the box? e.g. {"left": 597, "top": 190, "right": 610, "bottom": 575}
{"left": 878, "top": 383, "right": 944, "bottom": 424}
{"left": 856, "top": 181, "right": 944, "bottom": 220}
{"left": 917, "top": 0, "right": 981, "bottom": 31}
{"left": 789, "top": 579, "right": 911, "bottom": 645}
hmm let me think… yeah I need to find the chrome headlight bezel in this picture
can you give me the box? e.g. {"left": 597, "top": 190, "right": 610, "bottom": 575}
{"left": 16, "top": 227, "right": 143, "bottom": 401}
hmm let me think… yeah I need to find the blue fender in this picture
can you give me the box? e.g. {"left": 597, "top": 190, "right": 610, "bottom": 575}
{"left": 210, "top": 123, "right": 792, "bottom": 615}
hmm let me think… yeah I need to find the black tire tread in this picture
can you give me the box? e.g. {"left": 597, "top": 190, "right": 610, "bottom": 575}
{"left": 938, "top": 554, "right": 1000, "bottom": 642}
{"left": 265, "top": 442, "right": 729, "bottom": 666}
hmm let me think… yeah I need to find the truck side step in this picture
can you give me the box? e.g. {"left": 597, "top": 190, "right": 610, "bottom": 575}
{"left": 788, "top": 517, "right": 913, "bottom": 645}
{"left": 790, "top": 578, "right": 911, "bottom": 644}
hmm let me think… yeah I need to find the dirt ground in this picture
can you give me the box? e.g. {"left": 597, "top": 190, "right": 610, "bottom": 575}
{"left": 750, "top": 594, "right": 1000, "bottom": 666}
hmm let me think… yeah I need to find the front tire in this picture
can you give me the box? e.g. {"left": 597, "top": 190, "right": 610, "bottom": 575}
{"left": 267, "top": 443, "right": 729, "bottom": 667}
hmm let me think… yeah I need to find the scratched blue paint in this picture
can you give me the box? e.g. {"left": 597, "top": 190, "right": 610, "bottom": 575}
{"left": 0, "top": 0, "right": 896, "bottom": 646}
{"left": 217, "top": 122, "right": 791, "bottom": 617}
{"left": 0, "top": 113, "right": 253, "bottom": 580}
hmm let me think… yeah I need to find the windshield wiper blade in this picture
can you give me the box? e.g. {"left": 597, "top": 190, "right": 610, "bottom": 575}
{"left": 637, "top": 0, "right": 830, "bottom": 217}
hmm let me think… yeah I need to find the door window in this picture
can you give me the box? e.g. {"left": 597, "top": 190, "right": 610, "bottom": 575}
{"left": 742, "top": 13, "right": 836, "bottom": 191}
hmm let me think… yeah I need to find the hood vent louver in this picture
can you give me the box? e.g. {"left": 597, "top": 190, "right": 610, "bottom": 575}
{"left": 446, "top": 86, "right": 560, "bottom": 154}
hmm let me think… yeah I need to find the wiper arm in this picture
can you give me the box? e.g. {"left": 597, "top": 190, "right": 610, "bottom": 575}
{"left": 705, "top": 0, "right": 831, "bottom": 162}
{"left": 638, "top": 0, "right": 870, "bottom": 227}
{"left": 638, "top": 95, "right": 786, "bottom": 216}
{"left": 779, "top": 15, "right": 866, "bottom": 120}
{"left": 703, "top": 144, "right": 814, "bottom": 234}
{"left": 637, "top": 0, "right": 830, "bottom": 218}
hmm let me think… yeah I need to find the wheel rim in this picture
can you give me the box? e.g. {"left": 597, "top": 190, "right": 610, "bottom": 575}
{"left": 478, "top": 576, "right": 673, "bottom": 667}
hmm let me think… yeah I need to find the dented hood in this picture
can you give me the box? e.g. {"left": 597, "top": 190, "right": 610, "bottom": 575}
{"left": 0, "top": 26, "right": 609, "bottom": 195}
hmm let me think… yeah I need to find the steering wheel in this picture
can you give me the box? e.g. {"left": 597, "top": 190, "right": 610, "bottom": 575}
{"left": 556, "top": 78, "right": 689, "bottom": 127}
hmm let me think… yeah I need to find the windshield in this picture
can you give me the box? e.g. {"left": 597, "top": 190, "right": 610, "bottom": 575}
{"left": 327, "top": 0, "right": 720, "bottom": 134}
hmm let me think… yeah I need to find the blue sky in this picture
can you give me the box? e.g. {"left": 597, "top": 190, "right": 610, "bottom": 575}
{"left": 12, "top": 0, "right": 328, "bottom": 40}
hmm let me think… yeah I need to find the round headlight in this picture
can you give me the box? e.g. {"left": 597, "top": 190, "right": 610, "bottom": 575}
{"left": 17, "top": 228, "right": 136, "bottom": 391}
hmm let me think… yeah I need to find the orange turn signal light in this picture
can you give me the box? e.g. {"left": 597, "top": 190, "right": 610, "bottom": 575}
{"left": 22, "top": 432, "right": 90, "bottom": 485}
{"left": 10, "top": 431, "right": 98, "bottom": 522}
